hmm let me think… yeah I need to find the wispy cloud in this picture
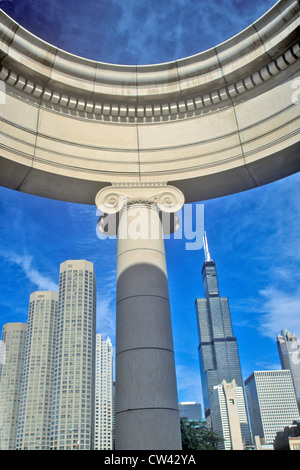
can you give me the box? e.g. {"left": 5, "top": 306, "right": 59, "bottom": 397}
{"left": 1, "top": 0, "right": 276, "bottom": 65}
{"left": 113, "top": 0, "right": 275, "bottom": 64}
{"left": 258, "top": 286, "right": 300, "bottom": 340}
{"left": 254, "top": 360, "right": 282, "bottom": 371}
{"left": 253, "top": 177, "right": 300, "bottom": 340}
{"left": 176, "top": 364, "right": 202, "bottom": 404}
{"left": 96, "top": 270, "right": 116, "bottom": 343}
{"left": 0, "top": 250, "right": 58, "bottom": 292}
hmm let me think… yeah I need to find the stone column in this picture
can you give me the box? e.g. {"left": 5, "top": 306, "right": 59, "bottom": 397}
{"left": 96, "top": 183, "right": 184, "bottom": 450}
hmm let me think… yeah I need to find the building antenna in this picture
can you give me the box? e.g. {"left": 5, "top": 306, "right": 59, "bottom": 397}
{"left": 203, "top": 231, "right": 212, "bottom": 262}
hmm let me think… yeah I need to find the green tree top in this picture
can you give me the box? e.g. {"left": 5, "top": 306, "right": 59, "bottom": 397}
{"left": 180, "top": 419, "right": 223, "bottom": 450}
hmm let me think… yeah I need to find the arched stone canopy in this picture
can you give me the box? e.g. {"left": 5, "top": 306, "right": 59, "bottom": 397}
{"left": 0, "top": 0, "right": 299, "bottom": 204}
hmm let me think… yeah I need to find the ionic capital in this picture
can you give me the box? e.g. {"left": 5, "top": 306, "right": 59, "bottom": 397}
{"left": 95, "top": 183, "right": 185, "bottom": 215}
{"left": 95, "top": 183, "right": 185, "bottom": 237}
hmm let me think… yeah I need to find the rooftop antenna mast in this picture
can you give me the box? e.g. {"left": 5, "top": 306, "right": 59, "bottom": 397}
{"left": 203, "top": 231, "right": 212, "bottom": 262}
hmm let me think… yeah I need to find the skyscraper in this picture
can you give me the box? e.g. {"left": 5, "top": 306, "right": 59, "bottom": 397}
{"left": 210, "top": 380, "right": 248, "bottom": 450}
{"left": 16, "top": 291, "right": 58, "bottom": 450}
{"left": 94, "top": 334, "right": 113, "bottom": 450}
{"left": 51, "top": 260, "right": 96, "bottom": 450}
{"left": 277, "top": 329, "right": 300, "bottom": 412}
{"left": 179, "top": 402, "right": 202, "bottom": 422}
{"left": 195, "top": 233, "right": 250, "bottom": 445}
{"left": 0, "top": 323, "right": 27, "bottom": 450}
{"left": 245, "top": 370, "right": 300, "bottom": 444}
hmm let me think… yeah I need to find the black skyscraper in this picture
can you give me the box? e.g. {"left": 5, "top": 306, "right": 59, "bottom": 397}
{"left": 195, "top": 233, "right": 244, "bottom": 418}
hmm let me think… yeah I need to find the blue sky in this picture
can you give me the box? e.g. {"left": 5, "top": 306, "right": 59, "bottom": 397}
{"left": 1, "top": 0, "right": 299, "bottom": 407}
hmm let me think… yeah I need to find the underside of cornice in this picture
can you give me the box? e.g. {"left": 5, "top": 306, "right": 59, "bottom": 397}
{"left": 0, "top": 0, "right": 299, "bottom": 121}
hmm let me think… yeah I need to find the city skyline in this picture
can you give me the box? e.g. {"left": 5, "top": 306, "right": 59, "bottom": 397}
{"left": 0, "top": 0, "right": 300, "bottom": 411}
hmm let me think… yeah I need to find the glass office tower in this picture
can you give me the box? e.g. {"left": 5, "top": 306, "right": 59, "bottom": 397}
{"left": 179, "top": 402, "right": 202, "bottom": 422}
{"left": 195, "top": 233, "right": 250, "bottom": 445}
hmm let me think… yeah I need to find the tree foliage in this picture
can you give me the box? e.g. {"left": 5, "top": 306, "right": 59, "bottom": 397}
{"left": 180, "top": 419, "right": 223, "bottom": 450}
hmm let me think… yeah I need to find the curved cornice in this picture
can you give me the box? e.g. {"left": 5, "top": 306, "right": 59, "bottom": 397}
{"left": 0, "top": 0, "right": 299, "bottom": 205}
{"left": 0, "top": 0, "right": 299, "bottom": 121}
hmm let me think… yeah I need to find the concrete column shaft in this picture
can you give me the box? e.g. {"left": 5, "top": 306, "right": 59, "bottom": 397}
{"left": 115, "top": 203, "right": 182, "bottom": 450}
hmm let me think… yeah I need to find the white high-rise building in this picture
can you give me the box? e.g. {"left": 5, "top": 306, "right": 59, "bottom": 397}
{"left": 94, "top": 334, "right": 113, "bottom": 450}
{"left": 51, "top": 260, "right": 96, "bottom": 450}
{"left": 245, "top": 370, "right": 300, "bottom": 445}
{"left": 210, "top": 380, "right": 250, "bottom": 450}
{"left": 16, "top": 292, "right": 58, "bottom": 450}
{"left": 0, "top": 323, "right": 27, "bottom": 450}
